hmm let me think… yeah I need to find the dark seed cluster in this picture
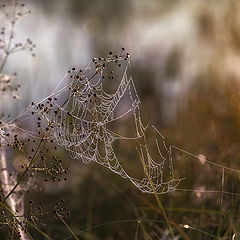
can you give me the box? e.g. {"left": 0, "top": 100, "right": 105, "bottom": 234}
{"left": 0, "top": 1, "right": 36, "bottom": 100}
{"left": 0, "top": 1, "right": 35, "bottom": 57}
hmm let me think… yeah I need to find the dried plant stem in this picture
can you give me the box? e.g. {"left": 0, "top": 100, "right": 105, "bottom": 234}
{"left": 136, "top": 147, "right": 175, "bottom": 239}
{"left": 0, "top": 52, "right": 9, "bottom": 73}
{"left": 4, "top": 138, "right": 43, "bottom": 202}
{"left": 56, "top": 212, "right": 79, "bottom": 240}
{"left": 0, "top": 136, "right": 29, "bottom": 240}
{"left": 0, "top": 5, "right": 16, "bottom": 73}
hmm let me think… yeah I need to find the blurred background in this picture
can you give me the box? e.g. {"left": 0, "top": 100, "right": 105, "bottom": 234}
{"left": 1, "top": 0, "right": 240, "bottom": 239}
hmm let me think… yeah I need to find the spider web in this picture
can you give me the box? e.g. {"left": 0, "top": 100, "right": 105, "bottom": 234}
{"left": 3, "top": 52, "right": 240, "bottom": 197}
{"left": 2, "top": 53, "right": 181, "bottom": 194}
{"left": 49, "top": 55, "right": 182, "bottom": 194}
